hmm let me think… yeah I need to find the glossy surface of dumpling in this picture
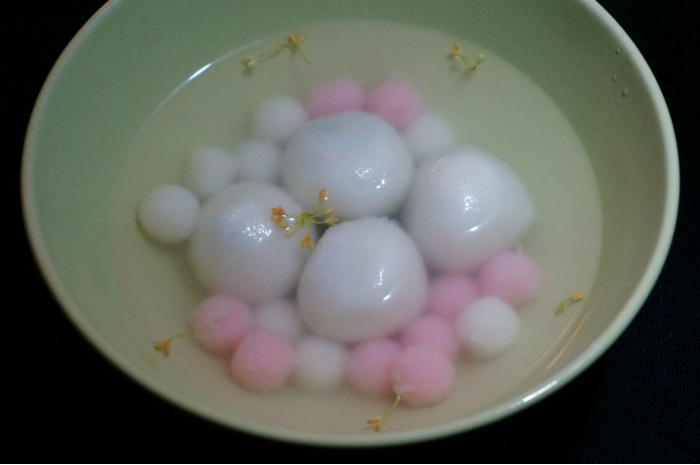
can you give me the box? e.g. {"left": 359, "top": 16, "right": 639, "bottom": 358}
{"left": 403, "top": 147, "right": 534, "bottom": 273}
{"left": 282, "top": 112, "right": 413, "bottom": 220}
{"left": 188, "top": 182, "right": 313, "bottom": 305}
{"left": 297, "top": 217, "right": 428, "bottom": 343}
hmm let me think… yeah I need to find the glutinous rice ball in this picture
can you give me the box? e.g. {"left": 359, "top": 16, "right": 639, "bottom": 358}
{"left": 297, "top": 217, "right": 428, "bottom": 343}
{"left": 403, "top": 147, "right": 534, "bottom": 273}
{"left": 282, "top": 111, "right": 413, "bottom": 220}
{"left": 188, "top": 182, "right": 314, "bottom": 305}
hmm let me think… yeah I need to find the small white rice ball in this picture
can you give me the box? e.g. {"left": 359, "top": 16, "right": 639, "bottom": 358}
{"left": 138, "top": 184, "right": 199, "bottom": 244}
{"left": 254, "top": 299, "right": 306, "bottom": 341}
{"left": 402, "top": 110, "right": 456, "bottom": 163}
{"left": 282, "top": 111, "right": 414, "bottom": 220}
{"left": 456, "top": 296, "right": 520, "bottom": 359}
{"left": 403, "top": 147, "right": 534, "bottom": 273}
{"left": 182, "top": 147, "right": 236, "bottom": 201}
{"left": 188, "top": 182, "right": 314, "bottom": 305}
{"left": 297, "top": 217, "right": 428, "bottom": 343}
{"left": 232, "top": 139, "right": 282, "bottom": 184}
{"left": 251, "top": 96, "right": 308, "bottom": 145}
{"left": 293, "top": 336, "right": 348, "bottom": 391}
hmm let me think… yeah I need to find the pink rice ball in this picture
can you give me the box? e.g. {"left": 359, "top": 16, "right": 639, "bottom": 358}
{"left": 476, "top": 251, "right": 541, "bottom": 307}
{"left": 346, "top": 339, "right": 402, "bottom": 398}
{"left": 391, "top": 345, "right": 456, "bottom": 407}
{"left": 363, "top": 79, "right": 423, "bottom": 130}
{"left": 400, "top": 316, "right": 460, "bottom": 360}
{"left": 230, "top": 331, "right": 295, "bottom": 393}
{"left": 191, "top": 294, "right": 254, "bottom": 355}
{"left": 306, "top": 78, "right": 364, "bottom": 119}
{"left": 426, "top": 274, "right": 480, "bottom": 323}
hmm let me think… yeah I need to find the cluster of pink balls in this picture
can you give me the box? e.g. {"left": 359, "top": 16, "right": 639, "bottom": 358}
{"left": 191, "top": 247, "right": 539, "bottom": 407}
{"left": 145, "top": 76, "right": 540, "bottom": 407}
{"left": 306, "top": 77, "right": 422, "bottom": 130}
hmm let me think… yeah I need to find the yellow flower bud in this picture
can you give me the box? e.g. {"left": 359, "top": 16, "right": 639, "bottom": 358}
{"left": 300, "top": 235, "right": 314, "bottom": 248}
{"left": 154, "top": 340, "right": 171, "bottom": 357}
{"left": 288, "top": 33, "right": 305, "bottom": 48}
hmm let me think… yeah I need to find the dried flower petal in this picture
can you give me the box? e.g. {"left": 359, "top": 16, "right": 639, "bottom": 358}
{"left": 449, "top": 43, "right": 464, "bottom": 59}
{"left": 243, "top": 32, "right": 310, "bottom": 71}
{"left": 288, "top": 33, "right": 305, "bottom": 48}
{"left": 154, "top": 340, "right": 171, "bottom": 357}
{"left": 366, "top": 417, "right": 384, "bottom": 432}
{"left": 271, "top": 207, "right": 289, "bottom": 228}
{"left": 556, "top": 292, "right": 584, "bottom": 315}
{"left": 153, "top": 334, "right": 195, "bottom": 357}
{"left": 448, "top": 44, "right": 484, "bottom": 74}
{"left": 366, "top": 387, "right": 401, "bottom": 432}
{"left": 300, "top": 235, "right": 314, "bottom": 249}
{"left": 325, "top": 214, "right": 339, "bottom": 226}
{"left": 242, "top": 55, "right": 258, "bottom": 69}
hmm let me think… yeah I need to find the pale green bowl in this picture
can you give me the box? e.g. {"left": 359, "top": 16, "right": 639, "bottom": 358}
{"left": 22, "top": 0, "right": 678, "bottom": 446}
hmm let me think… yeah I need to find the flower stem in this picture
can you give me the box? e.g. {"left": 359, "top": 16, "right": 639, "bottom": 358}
{"left": 366, "top": 387, "right": 402, "bottom": 432}
{"left": 154, "top": 333, "right": 195, "bottom": 357}
{"left": 556, "top": 292, "right": 584, "bottom": 315}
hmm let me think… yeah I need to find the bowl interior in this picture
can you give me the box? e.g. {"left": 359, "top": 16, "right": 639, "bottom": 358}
{"left": 22, "top": 0, "right": 677, "bottom": 446}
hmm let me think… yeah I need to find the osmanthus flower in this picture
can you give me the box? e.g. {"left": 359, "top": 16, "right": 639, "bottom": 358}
{"left": 153, "top": 334, "right": 195, "bottom": 357}
{"left": 270, "top": 190, "right": 339, "bottom": 248}
{"left": 448, "top": 43, "right": 484, "bottom": 74}
{"left": 242, "top": 32, "right": 311, "bottom": 71}
{"left": 271, "top": 207, "right": 288, "bottom": 229}
{"left": 366, "top": 387, "right": 402, "bottom": 432}
{"left": 557, "top": 292, "right": 584, "bottom": 315}
{"left": 286, "top": 33, "right": 311, "bottom": 64}
{"left": 299, "top": 235, "right": 315, "bottom": 249}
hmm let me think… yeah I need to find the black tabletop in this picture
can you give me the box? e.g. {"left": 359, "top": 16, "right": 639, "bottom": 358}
{"left": 6, "top": 1, "right": 699, "bottom": 462}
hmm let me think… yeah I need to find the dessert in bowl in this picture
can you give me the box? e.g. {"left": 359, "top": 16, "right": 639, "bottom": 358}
{"left": 21, "top": 0, "right": 678, "bottom": 446}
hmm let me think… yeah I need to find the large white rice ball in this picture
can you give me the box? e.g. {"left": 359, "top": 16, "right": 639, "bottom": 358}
{"left": 188, "top": 182, "right": 314, "bottom": 305}
{"left": 297, "top": 217, "right": 428, "bottom": 343}
{"left": 403, "top": 147, "right": 534, "bottom": 273}
{"left": 282, "top": 111, "right": 414, "bottom": 220}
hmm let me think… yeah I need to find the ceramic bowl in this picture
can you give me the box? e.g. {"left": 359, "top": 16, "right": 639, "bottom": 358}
{"left": 21, "top": 0, "right": 678, "bottom": 446}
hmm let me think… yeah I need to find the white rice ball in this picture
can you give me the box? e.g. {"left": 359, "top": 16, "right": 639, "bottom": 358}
{"left": 254, "top": 299, "right": 306, "bottom": 341}
{"left": 138, "top": 184, "right": 199, "bottom": 244}
{"left": 402, "top": 110, "right": 456, "bottom": 163}
{"left": 403, "top": 147, "right": 534, "bottom": 273}
{"left": 282, "top": 111, "right": 414, "bottom": 220}
{"left": 293, "top": 336, "right": 348, "bottom": 391}
{"left": 188, "top": 182, "right": 314, "bottom": 306}
{"left": 232, "top": 139, "right": 281, "bottom": 184}
{"left": 297, "top": 217, "right": 428, "bottom": 343}
{"left": 182, "top": 147, "right": 236, "bottom": 201}
{"left": 251, "top": 96, "right": 308, "bottom": 145}
{"left": 456, "top": 296, "right": 520, "bottom": 359}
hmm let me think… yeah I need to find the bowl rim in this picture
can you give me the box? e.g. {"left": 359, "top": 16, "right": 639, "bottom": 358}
{"left": 21, "top": 0, "right": 680, "bottom": 447}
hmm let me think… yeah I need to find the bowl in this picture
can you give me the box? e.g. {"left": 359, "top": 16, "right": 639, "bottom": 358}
{"left": 21, "top": 0, "right": 678, "bottom": 446}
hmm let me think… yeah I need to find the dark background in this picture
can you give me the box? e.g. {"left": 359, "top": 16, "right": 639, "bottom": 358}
{"left": 5, "top": 0, "right": 699, "bottom": 462}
